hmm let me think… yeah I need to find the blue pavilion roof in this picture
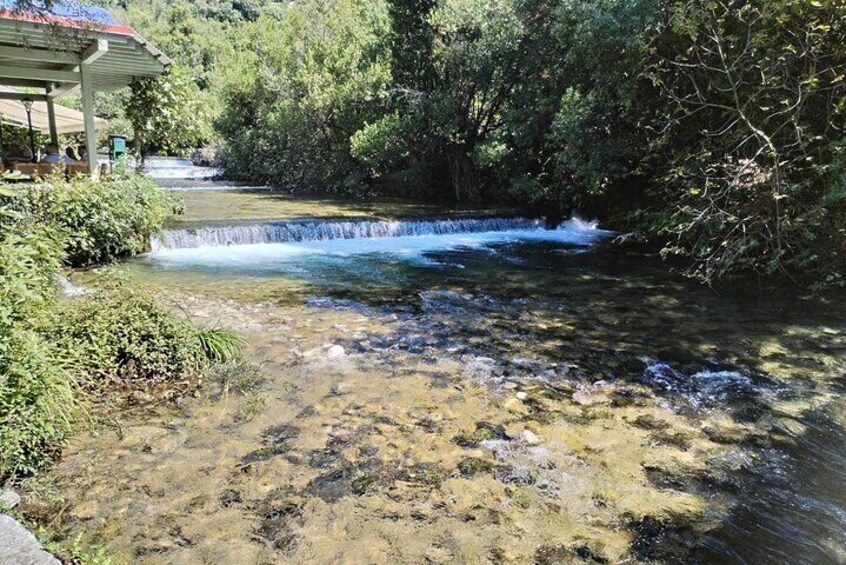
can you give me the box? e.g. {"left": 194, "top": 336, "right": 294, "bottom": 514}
{"left": 0, "top": 1, "right": 121, "bottom": 26}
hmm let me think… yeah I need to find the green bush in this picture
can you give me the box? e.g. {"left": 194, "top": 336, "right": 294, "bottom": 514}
{"left": 52, "top": 281, "right": 203, "bottom": 387}
{"left": 19, "top": 174, "right": 179, "bottom": 267}
{"left": 0, "top": 328, "right": 77, "bottom": 478}
{"left": 0, "top": 214, "right": 78, "bottom": 478}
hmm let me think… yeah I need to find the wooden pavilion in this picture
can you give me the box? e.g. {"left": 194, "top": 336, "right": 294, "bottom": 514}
{"left": 0, "top": 0, "right": 170, "bottom": 176}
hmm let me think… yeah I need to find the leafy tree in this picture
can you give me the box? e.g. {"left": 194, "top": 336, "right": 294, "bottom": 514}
{"left": 354, "top": 0, "right": 524, "bottom": 201}
{"left": 215, "top": 0, "right": 390, "bottom": 189}
{"left": 94, "top": 0, "right": 845, "bottom": 286}
{"left": 126, "top": 65, "right": 210, "bottom": 161}
{"left": 648, "top": 0, "right": 846, "bottom": 284}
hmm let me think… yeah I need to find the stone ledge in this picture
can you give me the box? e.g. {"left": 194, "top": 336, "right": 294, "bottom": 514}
{"left": 0, "top": 514, "right": 60, "bottom": 565}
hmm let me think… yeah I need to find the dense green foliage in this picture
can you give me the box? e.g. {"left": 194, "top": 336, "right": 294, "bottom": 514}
{"left": 0, "top": 179, "right": 241, "bottom": 479}
{"left": 51, "top": 282, "right": 202, "bottom": 385}
{"left": 79, "top": 0, "right": 846, "bottom": 284}
{"left": 126, "top": 66, "right": 211, "bottom": 160}
{"left": 215, "top": 0, "right": 391, "bottom": 189}
{"left": 16, "top": 175, "right": 178, "bottom": 266}
{"left": 0, "top": 213, "right": 77, "bottom": 477}
{"left": 648, "top": 0, "right": 846, "bottom": 285}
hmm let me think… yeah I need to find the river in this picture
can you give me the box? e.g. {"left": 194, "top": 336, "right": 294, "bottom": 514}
{"left": 51, "top": 189, "right": 845, "bottom": 564}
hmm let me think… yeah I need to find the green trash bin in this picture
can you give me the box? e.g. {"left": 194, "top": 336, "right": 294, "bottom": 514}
{"left": 108, "top": 135, "right": 127, "bottom": 161}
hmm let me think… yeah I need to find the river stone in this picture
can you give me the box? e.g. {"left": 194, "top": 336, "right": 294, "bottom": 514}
{"left": 521, "top": 430, "right": 540, "bottom": 445}
{"left": 326, "top": 345, "right": 346, "bottom": 358}
{"left": 0, "top": 490, "right": 20, "bottom": 509}
{"left": 770, "top": 417, "right": 807, "bottom": 438}
{"left": 0, "top": 515, "right": 60, "bottom": 565}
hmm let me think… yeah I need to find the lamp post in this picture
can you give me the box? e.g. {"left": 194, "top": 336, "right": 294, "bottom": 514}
{"left": 21, "top": 98, "right": 36, "bottom": 162}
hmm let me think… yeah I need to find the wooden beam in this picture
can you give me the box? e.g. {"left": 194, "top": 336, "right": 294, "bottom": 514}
{"left": 0, "top": 45, "right": 81, "bottom": 65}
{"left": 43, "top": 40, "right": 107, "bottom": 98}
{"left": 0, "top": 92, "right": 47, "bottom": 101}
{"left": 80, "top": 64, "right": 98, "bottom": 180}
{"left": 81, "top": 39, "right": 108, "bottom": 65}
{"left": 0, "top": 65, "right": 79, "bottom": 83}
{"left": 0, "top": 78, "right": 48, "bottom": 89}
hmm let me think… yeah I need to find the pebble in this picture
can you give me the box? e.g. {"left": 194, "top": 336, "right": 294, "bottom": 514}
{"left": 130, "top": 390, "right": 153, "bottom": 404}
{"left": 327, "top": 345, "right": 346, "bottom": 359}
{"left": 521, "top": 430, "right": 540, "bottom": 445}
{"left": 515, "top": 392, "right": 528, "bottom": 401}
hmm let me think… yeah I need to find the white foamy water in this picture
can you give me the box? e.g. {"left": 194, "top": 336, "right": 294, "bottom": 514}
{"left": 146, "top": 218, "right": 609, "bottom": 266}
{"left": 146, "top": 166, "right": 221, "bottom": 180}
{"left": 151, "top": 217, "right": 603, "bottom": 251}
{"left": 143, "top": 157, "right": 220, "bottom": 180}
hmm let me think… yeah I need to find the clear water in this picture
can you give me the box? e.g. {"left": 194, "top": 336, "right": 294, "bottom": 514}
{"left": 82, "top": 200, "right": 846, "bottom": 563}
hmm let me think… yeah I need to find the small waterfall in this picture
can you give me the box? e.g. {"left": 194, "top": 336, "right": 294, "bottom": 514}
{"left": 151, "top": 217, "right": 563, "bottom": 251}
{"left": 143, "top": 156, "right": 220, "bottom": 180}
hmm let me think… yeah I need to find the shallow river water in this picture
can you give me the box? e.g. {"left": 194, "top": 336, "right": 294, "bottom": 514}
{"left": 48, "top": 191, "right": 845, "bottom": 564}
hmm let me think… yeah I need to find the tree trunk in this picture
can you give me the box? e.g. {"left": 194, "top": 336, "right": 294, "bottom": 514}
{"left": 447, "top": 145, "right": 478, "bottom": 202}
{"left": 133, "top": 126, "right": 146, "bottom": 172}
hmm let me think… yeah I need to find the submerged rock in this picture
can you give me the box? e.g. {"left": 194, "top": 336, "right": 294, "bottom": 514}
{"left": 219, "top": 489, "right": 243, "bottom": 508}
{"left": 535, "top": 543, "right": 608, "bottom": 564}
{"left": 326, "top": 345, "right": 346, "bottom": 358}
{"left": 628, "top": 515, "right": 696, "bottom": 562}
{"left": 768, "top": 417, "right": 807, "bottom": 438}
{"left": 305, "top": 468, "right": 355, "bottom": 502}
{"left": 262, "top": 424, "right": 300, "bottom": 445}
{"left": 520, "top": 430, "right": 540, "bottom": 445}
{"left": 253, "top": 488, "right": 303, "bottom": 554}
{"left": 240, "top": 441, "right": 293, "bottom": 465}
{"left": 454, "top": 422, "right": 510, "bottom": 447}
{"left": 457, "top": 457, "right": 497, "bottom": 477}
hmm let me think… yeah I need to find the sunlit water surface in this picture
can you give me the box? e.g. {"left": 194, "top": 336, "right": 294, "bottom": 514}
{"left": 64, "top": 196, "right": 845, "bottom": 564}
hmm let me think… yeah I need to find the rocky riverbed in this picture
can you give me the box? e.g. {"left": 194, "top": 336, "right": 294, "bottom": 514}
{"left": 26, "top": 284, "right": 844, "bottom": 564}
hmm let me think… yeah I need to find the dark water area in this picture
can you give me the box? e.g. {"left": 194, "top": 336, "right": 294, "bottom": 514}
{"left": 108, "top": 219, "right": 846, "bottom": 564}
{"left": 696, "top": 398, "right": 846, "bottom": 565}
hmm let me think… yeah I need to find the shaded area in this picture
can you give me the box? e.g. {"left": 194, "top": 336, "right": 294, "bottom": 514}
{"left": 694, "top": 398, "right": 846, "bottom": 565}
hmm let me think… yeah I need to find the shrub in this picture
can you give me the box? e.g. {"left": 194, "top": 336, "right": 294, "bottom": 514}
{"left": 0, "top": 212, "right": 78, "bottom": 478}
{"left": 50, "top": 278, "right": 246, "bottom": 389}
{"left": 19, "top": 174, "right": 179, "bottom": 267}
{"left": 51, "top": 282, "right": 202, "bottom": 387}
{"left": 0, "top": 328, "right": 77, "bottom": 478}
{"left": 0, "top": 181, "right": 239, "bottom": 480}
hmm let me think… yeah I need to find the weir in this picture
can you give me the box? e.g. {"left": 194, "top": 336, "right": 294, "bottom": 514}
{"left": 151, "top": 217, "right": 583, "bottom": 251}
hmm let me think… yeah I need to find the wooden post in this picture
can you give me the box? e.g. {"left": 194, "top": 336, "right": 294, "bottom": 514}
{"left": 45, "top": 86, "right": 58, "bottom": 146}
{"left": 80, "top": 64, "right": 98, "bottom": 179}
